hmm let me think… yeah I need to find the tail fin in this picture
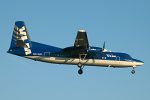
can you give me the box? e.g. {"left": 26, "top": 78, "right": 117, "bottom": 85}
{"left": 8, "top": 21, "right": 32, "bottom": 55}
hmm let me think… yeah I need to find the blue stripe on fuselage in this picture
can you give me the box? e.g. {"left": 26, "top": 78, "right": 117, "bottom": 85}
{"left": 29, "top": 43, "right": 132, "bottom": 62}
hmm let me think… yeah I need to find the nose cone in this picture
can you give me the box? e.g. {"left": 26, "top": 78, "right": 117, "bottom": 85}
{"left": 132, "top": 59, "right": 144, "bottom": 66}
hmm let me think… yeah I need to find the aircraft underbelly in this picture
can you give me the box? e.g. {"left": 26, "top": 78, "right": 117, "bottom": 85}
{"left": 119, "top": 61, "right": 133, "bottom": 67}
{"left": 24, "top": 56, "right": 102, "bottom": 65}
{"left": 24, "top": 56, "right": 134, "bottom": 67}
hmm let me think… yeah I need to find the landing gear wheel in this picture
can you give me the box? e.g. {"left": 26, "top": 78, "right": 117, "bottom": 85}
{"left": 131, "top": 70, "right": 135, "bottom": 74}
{"left": 78, "top": 68, "right": 83, "bottom": 75}
{"left": 78, "top": 63, "right": 82, "bottom": 68}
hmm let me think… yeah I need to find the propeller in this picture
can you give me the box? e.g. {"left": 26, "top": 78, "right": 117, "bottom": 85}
{"left": 102, "top": 41, "right": 106, "bottom": 59}
{"left": 102, "top": 41, "right": 105, "bottom": 52}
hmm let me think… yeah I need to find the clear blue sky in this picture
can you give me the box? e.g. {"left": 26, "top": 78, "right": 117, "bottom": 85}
{"left": 0, "top": 0, "right": 150, "bottom": 100}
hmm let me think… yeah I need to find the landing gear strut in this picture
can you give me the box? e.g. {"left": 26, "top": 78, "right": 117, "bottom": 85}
{"left": 131, "top": 65, "right": 136, "bottom": 74}
{"left": 78, "top": 63, "right": 82, "bottom": 68}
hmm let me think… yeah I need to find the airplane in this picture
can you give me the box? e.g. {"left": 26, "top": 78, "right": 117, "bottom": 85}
{"left": 7, "top": 21, "right": 144, "bottom": 75}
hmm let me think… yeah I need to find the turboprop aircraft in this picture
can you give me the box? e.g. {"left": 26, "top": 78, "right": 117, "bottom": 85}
{"left": 7, "top": 21, "right": 144, "bottom": 74}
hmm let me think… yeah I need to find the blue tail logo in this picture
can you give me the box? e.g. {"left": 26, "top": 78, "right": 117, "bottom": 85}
{"left": 9, "top": 21, "right": 32, "bottom": 55}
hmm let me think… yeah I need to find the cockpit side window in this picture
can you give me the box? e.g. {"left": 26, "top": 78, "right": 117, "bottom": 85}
{"left": 125, "top": 55, "right": 131, "bottom": 58}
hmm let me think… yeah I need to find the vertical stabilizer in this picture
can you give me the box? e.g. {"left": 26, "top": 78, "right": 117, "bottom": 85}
{"left": 9, "top": 21, "right": 32, "bottom": 55}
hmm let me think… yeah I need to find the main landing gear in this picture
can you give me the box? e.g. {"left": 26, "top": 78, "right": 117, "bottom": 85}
{"left": 77, "top": 54, "right": 87, "bottom": 75}
{"left": 131, "top": 65, "right": 136, "bottom": 74}
{"left": 78, "top": 63, "right": 84, "bottom": 75}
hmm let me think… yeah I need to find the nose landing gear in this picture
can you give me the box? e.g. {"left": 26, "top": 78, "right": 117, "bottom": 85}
{"left": 131, "top": 65, "right": 136, "bottom": 74}
{"left": 131, "top": 70, "right": 135, "bottom": 74}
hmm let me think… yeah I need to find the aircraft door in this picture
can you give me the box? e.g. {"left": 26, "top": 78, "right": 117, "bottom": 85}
{"left": 116, "top": 56, "right": 120, "bottom": 61}
{"left": 44, "top": 52, "right": 50, "bottom": 56}
{"left": 113, "top": 56, "right": 120, "bottom": 65}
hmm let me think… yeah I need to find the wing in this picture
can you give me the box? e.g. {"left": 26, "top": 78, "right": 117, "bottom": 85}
{"left": 74, "top": 30, "right": 89, "bottom": 48}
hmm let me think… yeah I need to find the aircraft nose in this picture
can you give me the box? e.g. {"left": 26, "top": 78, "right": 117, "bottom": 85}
{"left": 138, "top": 61, "right": 144, "bottom": 66}
{"left": 132, "top": 59, "right": 144, "bottom": 66}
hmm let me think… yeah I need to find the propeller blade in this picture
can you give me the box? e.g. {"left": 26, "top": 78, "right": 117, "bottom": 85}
{"left": 102, "top": 41, "right": 105, "bottom": 51}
